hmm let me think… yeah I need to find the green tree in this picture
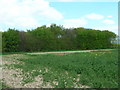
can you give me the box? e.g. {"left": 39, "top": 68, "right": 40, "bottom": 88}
{"left": 2, "top": 29, "right": 20, "bottom": 52}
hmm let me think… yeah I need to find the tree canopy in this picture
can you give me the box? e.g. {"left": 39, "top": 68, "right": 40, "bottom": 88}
{"left": 2, "top": 24, "right": 116, "bottom": 52}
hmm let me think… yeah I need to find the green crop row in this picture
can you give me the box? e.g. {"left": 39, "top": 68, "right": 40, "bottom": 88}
{"left": 11, "top": 50, "right": 118, "bottom": 88}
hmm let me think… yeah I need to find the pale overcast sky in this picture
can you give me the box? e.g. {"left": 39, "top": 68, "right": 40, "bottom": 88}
{"left": 0, "top": 0, "right": 118, "bottom": 35}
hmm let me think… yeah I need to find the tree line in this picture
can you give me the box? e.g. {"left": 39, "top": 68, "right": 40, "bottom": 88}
{"left": 2, "top": 24, "right": 116, "bottom": 52}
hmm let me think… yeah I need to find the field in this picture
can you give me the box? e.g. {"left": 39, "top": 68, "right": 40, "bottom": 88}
{"left": 1, "top": 49, "right": 118, "bottom": 88}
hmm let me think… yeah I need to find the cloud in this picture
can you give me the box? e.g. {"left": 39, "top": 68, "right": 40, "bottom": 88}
{"left": 94, "top": 25, "right": 118, "bottom": 35}
{"left": 57, "top": 0, "right": 75, "bottom": 2}
{"left": 86, "top": 13, "right": 104, "bottom": 20}
{"left": 46, "top": 0, "right": 119, "bottom": 2}
{"left": 107, "top": 16, "right": 113, "bottom": 18}
{"left": 103, "top": 19, "right": 115, "bottom": 24}
{"left": 63, "top": 18, "right": 87, "bottom": 28}
{"left": 0, "top": 0, "right": 63, "bottom": 31}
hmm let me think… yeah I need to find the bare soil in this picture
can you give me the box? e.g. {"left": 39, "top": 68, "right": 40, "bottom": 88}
{"left": 1, "top": 54, "right": 53, "bottom": 88}
{"left": 27, "top": 49, "right": 113, "bottom": 55}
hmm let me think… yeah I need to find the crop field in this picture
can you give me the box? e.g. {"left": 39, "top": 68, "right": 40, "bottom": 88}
{"left": 1, "top": 49, "right": 118, "bottom": 88}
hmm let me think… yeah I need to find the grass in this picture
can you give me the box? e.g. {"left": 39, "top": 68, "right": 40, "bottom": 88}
{"left": 1, "top": 52, "right": 28, "bottom": 55}
{"left": 10, "top": 49, "right": 118, "bottom": 88}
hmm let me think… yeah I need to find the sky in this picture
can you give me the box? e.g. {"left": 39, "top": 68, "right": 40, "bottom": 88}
{"left": 0, "top": 0, "right": 119, "bottom": 35}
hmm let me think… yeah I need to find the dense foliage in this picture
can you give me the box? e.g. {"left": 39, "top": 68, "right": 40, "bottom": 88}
{"left": 2, "top": 24, "right": 116, "bottom": 52}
